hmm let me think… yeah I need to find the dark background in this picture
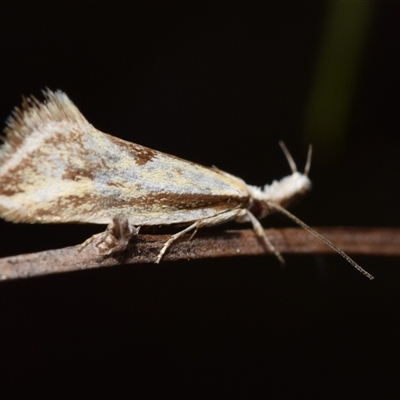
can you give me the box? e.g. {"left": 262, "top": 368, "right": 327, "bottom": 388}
{"left": 1, "top": 2, "right": 400, "bottom": 398}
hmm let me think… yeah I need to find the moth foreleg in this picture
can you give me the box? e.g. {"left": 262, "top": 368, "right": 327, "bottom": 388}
{"left": 244, "top": 210, "right": 285, "bottom": 264}
{"left": 79, "top": 215, "right": 139, "bottom": 255}
{"left": 156, "top": 209, "right": 245, "bottom": 264}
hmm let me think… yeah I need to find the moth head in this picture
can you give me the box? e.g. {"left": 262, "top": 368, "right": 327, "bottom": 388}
{"left": 247, "top": 142, "right": 312, "bottom": 219}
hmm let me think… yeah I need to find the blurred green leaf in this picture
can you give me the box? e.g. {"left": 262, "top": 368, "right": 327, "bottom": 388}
{"left": 304, "top": 1, "right": 374, "bottom": 154}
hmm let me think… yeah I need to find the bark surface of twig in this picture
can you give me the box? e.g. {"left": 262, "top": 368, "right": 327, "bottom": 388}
{"left": 0, "top": 227, "right": 398, "bottom": 280}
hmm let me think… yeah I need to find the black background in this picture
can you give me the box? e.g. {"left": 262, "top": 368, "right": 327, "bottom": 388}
{"left": 1, "top": 2, "right": 400, "bottom": 398}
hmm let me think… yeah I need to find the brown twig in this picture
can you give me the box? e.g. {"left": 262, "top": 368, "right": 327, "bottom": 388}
{"left": 0, "top": 227, "right": 399, "bottom": 280}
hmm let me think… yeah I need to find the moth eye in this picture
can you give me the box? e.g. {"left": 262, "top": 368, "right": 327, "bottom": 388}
{"left": 249, "top": 200, "right": 265, "bottom": 218}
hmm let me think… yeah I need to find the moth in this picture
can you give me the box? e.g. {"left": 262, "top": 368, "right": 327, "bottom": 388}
{"left": 0, "top": 90, "right": 373, "bottom": 279}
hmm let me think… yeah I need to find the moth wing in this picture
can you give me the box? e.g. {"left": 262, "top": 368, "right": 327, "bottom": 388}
{"left": 0, "top": 91, "right": 250, "bottom": 225}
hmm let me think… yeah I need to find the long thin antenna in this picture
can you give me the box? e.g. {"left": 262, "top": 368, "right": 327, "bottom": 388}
{"left": 304, "top": 145, "right": 312, "bottom": 176}
{"left": 278, "top": 141, "right": 297, "bottom": 173}
{"left": 267, "top": 202, "right": 374, "bottom": 280}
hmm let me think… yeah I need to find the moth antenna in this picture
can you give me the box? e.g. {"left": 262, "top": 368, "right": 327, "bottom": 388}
{"left": 267, "top": 202, "right": 374, "bottom": 280}
{"left": 304, "top": 145, "right": 312, "bottom": 176}
{"left": 278, "top": 141, "right": 297, "bottom": 173}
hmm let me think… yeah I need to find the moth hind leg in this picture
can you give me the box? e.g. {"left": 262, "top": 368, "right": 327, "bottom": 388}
{"left": 79, "top": 215, "right": 139, "bottom": 255}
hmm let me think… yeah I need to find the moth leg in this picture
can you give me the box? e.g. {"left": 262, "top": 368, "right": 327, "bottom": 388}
{"left": 79, "top": 215, "right": 139, "bottom": 255}
{"left": 96, "top": 215, "right": 139, "bottom": 255}
{"left": 78, "top": 232, "right": 103, "bottom": 251}
{"left": 188, "top": 227, "right": 199, "bottom": 240}
{"left": 156, "top": 223, "right": 198, "bottom": 263}
{"left": 156, "top": 209, "right": 244, "bottom": 264}
{"left": 244, "top": 210, "right": 285, "bottom": 264}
